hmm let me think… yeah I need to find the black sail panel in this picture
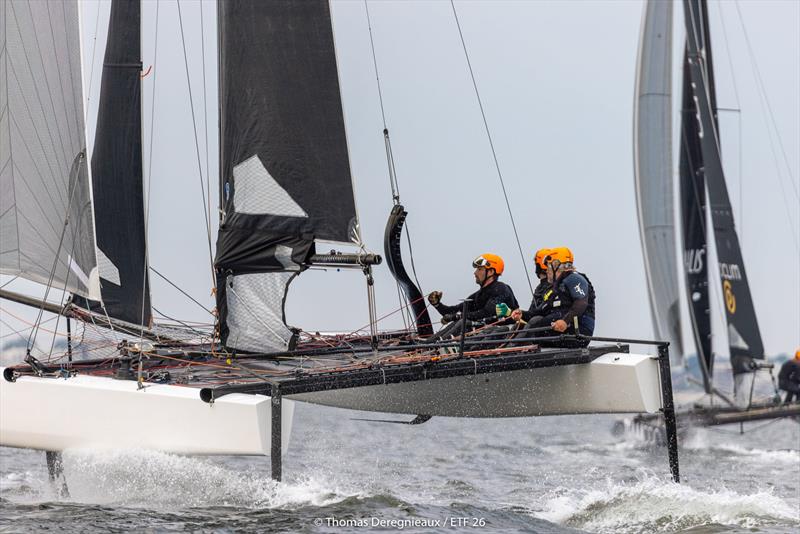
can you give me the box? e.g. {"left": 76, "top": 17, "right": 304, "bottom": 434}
{"left": 679, "top": 47, "right": 713, "bottom": 389}
{"left": 215, "top": 1, "right": 359, "bottom": 352}
{"left": 683, "top": 0, "right": 764, "bottom": 372}
{"left": 216, "top": 0, "right": 358, "bottom": 263}
{"left": 84, "top": 0, "right": 151, "bottom": 326}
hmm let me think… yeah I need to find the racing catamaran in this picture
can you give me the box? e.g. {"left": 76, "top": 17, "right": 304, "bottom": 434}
{"left": 632, "top": 0, "right": 799, "bottom": 433}
{"left": 1, "top": 0, "right": 680, "bottom": 484}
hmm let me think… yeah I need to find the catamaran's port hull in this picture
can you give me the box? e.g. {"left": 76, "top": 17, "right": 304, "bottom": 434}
{"left": 0, "top": 368, "right": 294, "bottom": 455}
{"left": 289, "top": 353, "right": 663, "bottom": 417}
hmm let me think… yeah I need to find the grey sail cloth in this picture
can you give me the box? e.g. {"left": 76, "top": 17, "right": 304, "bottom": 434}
{"left": 633, "top": 0, "right": 683, "bottom": 357}
{"left": 0, "top": 0, "right": 100, "bottom": 300}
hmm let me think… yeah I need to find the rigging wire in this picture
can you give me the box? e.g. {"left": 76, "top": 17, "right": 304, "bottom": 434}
{"left": 140, "top": 0, "right": 160, "bottom": 342}
{"left": 449, "top": 0, "right": 534, "bottom": 298}
{"left": 363, "top": 0, "right": 427, "bottom": 316}
{"left": 176, "top": 0, "right": 216, "bottom": 288}
{"left": 732, "top": 0, "right": 799, "bottom": 253}
{"left": 0, "top": 276, "right": 18, "bottom": 290}
{"left": 716, "top": 6, "right": 744, "bottom": 245}
{"left": 26, "top": 153, "right": 87, "bottom": 354}
{"left": 149, "top": 266, "right": 213, "bottom": 316}
{"left": 200, "top": 1, "right": 212, "bottom": 242}
{"left": 84, "top": 0, "right": 103, "bottom": 123}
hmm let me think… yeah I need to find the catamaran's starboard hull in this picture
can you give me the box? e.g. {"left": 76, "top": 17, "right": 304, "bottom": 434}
{"left": 0, "top": 368, "right": 293, "bottom": 455}
{"left": 289, "top": 353, "right": 663, "bottom": 417}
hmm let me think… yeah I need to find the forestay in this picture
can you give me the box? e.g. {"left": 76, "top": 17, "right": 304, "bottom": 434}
{"left": 0, "top": 0, "right": 101, "bottom": 300}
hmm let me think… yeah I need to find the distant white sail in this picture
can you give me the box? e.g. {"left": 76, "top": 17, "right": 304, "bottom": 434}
{"left": 0, "top": 0, "right": 100, "bottom": 299}
{"left": 633, "top": 0, "right": 683, "bottom": 355}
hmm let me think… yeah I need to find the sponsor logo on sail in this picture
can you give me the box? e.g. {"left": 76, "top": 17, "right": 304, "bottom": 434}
{"left": 719, "top": 262, "right": 742, "bottom": 281}
{"left": 723, "top": 280, "right": 736, "bottom": 314}
{"left": 685, "top": 249, "right": 705, "bottom": 274}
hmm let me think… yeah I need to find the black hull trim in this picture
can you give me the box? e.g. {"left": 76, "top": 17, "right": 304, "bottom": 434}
{"left": 199, "top": 345, "right": 626, "bottom": 402}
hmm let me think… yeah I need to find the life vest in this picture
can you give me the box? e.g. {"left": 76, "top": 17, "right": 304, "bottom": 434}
{"left": 545, "top": 271, "right": 596, "bottom": 320}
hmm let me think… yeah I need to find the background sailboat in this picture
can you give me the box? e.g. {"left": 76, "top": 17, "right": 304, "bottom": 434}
{"left": 633, "top": 0, "right": 799, "bottom": 428}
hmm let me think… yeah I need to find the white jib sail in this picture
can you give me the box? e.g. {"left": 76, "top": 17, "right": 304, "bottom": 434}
{"left": 0, "top": 0, "right": 101, "bottom": 300}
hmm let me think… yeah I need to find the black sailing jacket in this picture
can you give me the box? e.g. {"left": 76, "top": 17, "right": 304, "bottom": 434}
{"left": 434, "top": 279, "right": 519, "bottom": 322}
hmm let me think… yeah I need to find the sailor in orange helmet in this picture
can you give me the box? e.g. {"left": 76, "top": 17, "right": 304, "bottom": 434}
{"left": 427, "top": 253, "right": 518, "bottom": 339}
{"left": 777, "top": 349, "right": 800, "bottom": 403}
{"left": 509, "top": 247, "right": 596, "bottom": 348}
{"left": 504, "top": 248, "right": 553, "bottom": 324}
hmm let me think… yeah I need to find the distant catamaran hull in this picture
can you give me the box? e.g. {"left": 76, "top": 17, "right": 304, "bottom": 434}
{"left": 0, "top": 352, "right": 661, "bottom": 455}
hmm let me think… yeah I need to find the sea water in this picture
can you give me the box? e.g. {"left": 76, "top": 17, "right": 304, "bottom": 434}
{"left": 1, "top": 401, "right": 798, "bottom": 533}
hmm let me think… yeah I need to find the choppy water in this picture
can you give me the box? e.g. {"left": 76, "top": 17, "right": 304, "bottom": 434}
{"left": 1, "top": 401, "right": 798, "bottom": 533}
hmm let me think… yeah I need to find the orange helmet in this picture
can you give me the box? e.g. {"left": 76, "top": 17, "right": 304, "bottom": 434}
{"left": 473, "top": 253, "right": 504, "bottom": 275}
{"left": 795, "top": 348, "right": 800, "bottom": 360}
{"left": 534, "top": 248, "right": 552, "bottom": 270}
{"left": 547, "top": 247, "right": 574, "bottom": 266}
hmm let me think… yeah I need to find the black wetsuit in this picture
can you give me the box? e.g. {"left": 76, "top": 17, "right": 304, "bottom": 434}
{"left": 778, "top": 359, "right": 800, "bottom": 403}
{"left": 518, "top": 270, "right": 595, "bottom": 349}
{"left": 519, "top": 278, "right": 551, "bottom": 322}
{"left": 430, "top": 279, "right": 518, "bottom": 341}
{"left": 433, "top": 279, "right": 518, "bottom": 323}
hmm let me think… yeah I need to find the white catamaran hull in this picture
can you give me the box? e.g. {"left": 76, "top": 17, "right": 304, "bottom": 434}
{"left": 0, "top": 352, "right": 660, "bottom": 455}
{"left": 290, "top": 353, "right": 663, "bottom": 417}
{"left": 0, "top": 368, "right": 294, "bottom": 456}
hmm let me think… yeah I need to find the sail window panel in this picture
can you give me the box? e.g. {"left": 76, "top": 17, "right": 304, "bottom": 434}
{"left": 232, "top": 156, "right": 309, "bottom": 218}
{"left": 224, "top": 272, "right": 294, "bottom": 353}
{"left": 0, "top": 0, "right": 99, "bottom": 299}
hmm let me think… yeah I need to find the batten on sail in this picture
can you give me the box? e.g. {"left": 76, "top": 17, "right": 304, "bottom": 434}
{"left": 634, "top": 0, "right": 683, "bottom": 356}
{"left": 214, "top": 0, "right": 360, "bottom": 352}
{"left": 0, "top": 0, "right": 101, "bottom": 300}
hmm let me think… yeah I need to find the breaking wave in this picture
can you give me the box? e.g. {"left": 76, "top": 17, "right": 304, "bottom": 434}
{"left": 536, "top": 472, "right": 800, "bottom": 533}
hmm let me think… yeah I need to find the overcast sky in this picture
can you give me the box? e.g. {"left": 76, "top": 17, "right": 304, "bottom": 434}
{"left": 2, "top": 0, "right": 798, "bottom": 361}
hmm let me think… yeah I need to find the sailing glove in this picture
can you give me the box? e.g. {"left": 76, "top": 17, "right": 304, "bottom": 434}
{"left": 441, "top": 313, "right": 459, "bottom": 324}
{"left": 428, "top": 291, "right": 442, "bottom": 306}
{"left": 495, "top": 303, "right": 511, "bottom": 318}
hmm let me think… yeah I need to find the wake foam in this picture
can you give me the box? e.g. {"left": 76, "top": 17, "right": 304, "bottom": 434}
{"left": 683, "top": 431, "right": 800, "bottom": 464}
{"left": 13, "top": 448, "right": 367, "bottom": 510}
{"left": 536, "top": 472, "right": 799, "bottom": 533}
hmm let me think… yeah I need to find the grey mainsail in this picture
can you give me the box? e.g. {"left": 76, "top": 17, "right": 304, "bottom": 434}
{"left": 214, "top": 0, "right": 360, "bottom": 352}
{"left": 0, "top": 0, "right": 100, "bottom": 300}
{"left": 633, "top": 0, "right": 683, "bottom": 357}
